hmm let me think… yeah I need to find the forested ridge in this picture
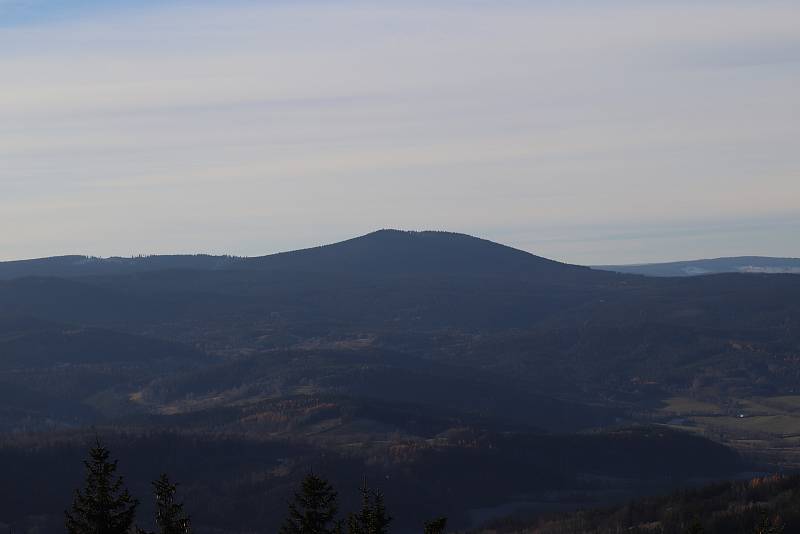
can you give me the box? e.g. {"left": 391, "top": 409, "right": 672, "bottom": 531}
{"left": 0, "top": 426, "right": 741, "bottom": 533}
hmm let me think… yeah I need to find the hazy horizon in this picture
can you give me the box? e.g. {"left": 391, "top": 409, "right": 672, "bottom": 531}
{"left": 2, "top": 0, "right": 798, "bottom": 264}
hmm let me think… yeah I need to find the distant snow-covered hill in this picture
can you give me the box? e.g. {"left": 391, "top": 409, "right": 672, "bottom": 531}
{"left": 594, "top": 256, "right": 800, "bottom": 277}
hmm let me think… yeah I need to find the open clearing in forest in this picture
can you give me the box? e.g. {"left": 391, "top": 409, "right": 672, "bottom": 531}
{"left": 661, "top": 395, "right": 800, "bottom": 467}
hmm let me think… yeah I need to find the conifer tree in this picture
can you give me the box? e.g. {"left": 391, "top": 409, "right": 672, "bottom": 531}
{"left": 370, "top": 490, "right": 390, "bottom": 534}
{"left": 347, "top": 481, "right": 391, "bottom": 534}
{"left": 423, "top": 517, "right": 446, "bottom": 534}
{"left": 65, "top": 439, "right": 139, "bottom": 534}
{"left": 143, "top": 474, "right": 191, "bottom": 534}
{"left": 686, "top": 518, "right": 704, "bottom": 534}
{"left": 347, "top": 483, "right": 369, "bottom": 534}
{"left": 280, "top": 473, "right": 340, "bottom": 534}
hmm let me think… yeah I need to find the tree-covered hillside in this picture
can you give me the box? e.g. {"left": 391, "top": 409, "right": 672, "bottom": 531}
{"left": 1, "top": 231, "right": 799, "bottom": 532}
{"left": 489, "top": 474, "right": 800, "bottom": 534}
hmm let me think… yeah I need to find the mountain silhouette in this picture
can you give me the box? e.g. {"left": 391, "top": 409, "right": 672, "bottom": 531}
{"left": 0, "top": 230, "right": 609, "bottom": 281}
{"left": 245, "top": 229, "right": 594, "bottom": 277}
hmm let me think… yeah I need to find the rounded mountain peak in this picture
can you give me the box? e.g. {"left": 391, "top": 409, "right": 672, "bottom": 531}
{"left": 248, "top": 228, "right": 597, "bottom": 279}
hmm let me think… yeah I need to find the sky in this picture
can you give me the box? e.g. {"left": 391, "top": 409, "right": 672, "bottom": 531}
{"left": 1, "top": 0, "right": 798, "bottom": 265}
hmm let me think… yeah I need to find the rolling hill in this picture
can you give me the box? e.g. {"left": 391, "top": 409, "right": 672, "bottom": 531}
{"left": 0, "top": 254, "right": 242, "bottom": 280}
{"left": 0, "top": 315, "right": 208, "bottom": 431}
{"left": 595, "top": 256, "right": 800, "bottom": 277}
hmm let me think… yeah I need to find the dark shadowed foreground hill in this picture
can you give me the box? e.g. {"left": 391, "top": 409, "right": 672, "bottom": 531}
{"left": 489, "top": 474, "right": 800, "bottom": 534}
{"left": 0, "top": 427, "right": 742, "bottom": 534}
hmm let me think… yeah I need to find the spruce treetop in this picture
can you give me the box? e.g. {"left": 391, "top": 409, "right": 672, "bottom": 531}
{"left": 65, "top": 439, "right": 139, "bottom": 534}
{"left": 280, "top": 473, "right": 340, "bottom": 534}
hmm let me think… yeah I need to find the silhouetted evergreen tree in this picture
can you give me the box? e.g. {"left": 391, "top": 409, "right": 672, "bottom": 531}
{"left": 347, "top": 481, "right": 391, "bottom": 534}
{"left": 140, "top": 474, "right": 191, "bottom": 534}
{"left": 423, "top": 517, "right": 446, "bottom": 534}
{"left": 755, "top": 511, "right": 784, "bottom": 534}
{"left": 371, "top": 491, "right": 390, "bottom": 534}
{"left": 65, "top": 439, "right": 139, "bottom": 534}
{"left": 280, "top": 473, "right": 340, "bottom": 534}
{"left": 686, "top": 518, "right": 704, "bottom": 534}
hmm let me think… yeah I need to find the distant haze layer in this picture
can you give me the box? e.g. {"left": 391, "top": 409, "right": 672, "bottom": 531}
{"left": 1, "top": 0, "right": 798, "bottom": 264}
{"left": 595, "top": 256, "right": 800, "bottom": 277}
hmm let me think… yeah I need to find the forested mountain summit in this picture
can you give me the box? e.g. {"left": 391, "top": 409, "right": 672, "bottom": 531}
{"left": 244, "top": 229, "right": 598, "bottom": 277}
{"left": 0, "top": 230, "right": 608, "bottom": 281}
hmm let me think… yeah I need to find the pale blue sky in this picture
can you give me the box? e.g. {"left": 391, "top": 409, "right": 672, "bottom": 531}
{"left": 1, "top": 0, "right": 798, "bottom": 264}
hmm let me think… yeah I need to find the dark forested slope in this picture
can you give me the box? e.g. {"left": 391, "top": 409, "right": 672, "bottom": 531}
{"left": 494, "top": 474, "right": 800, "bottom": 534}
